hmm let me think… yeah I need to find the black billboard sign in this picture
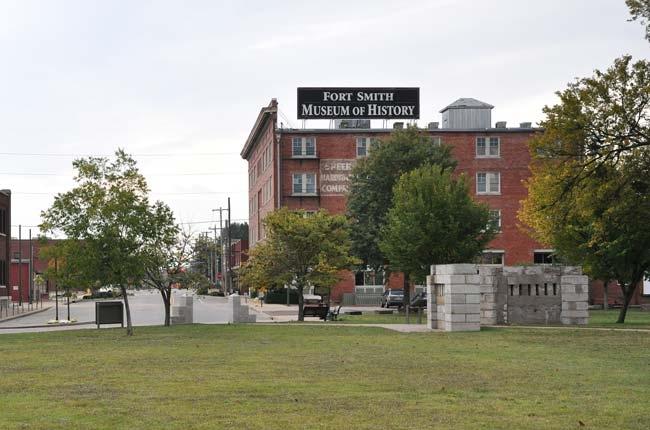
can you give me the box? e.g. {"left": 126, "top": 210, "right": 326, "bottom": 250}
{"left": 297, "top": 87, "right": 419, "bottom": 119}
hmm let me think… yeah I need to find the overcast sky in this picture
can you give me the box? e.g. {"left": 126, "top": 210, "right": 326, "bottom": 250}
{"left": 1, "top": 0, "right": 648, "bottom": 238}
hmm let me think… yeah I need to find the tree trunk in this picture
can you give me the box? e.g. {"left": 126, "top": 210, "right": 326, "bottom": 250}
{"left": 403, "top": 272, "right": 410, "bottom": 320}
{"left": 602, "top": 280, "right": 609, "bottom": 311}
{"left": 616, "top": 278, "right": 640, "bottom": 323}
{"left": 121, "top": 285, "right": 134, "bottom": 335}
{"left": 298, "top": 286, "right": 304, "bottom": 322}
{"left": 161, "top": 287, "right": 171, "bottom": 327}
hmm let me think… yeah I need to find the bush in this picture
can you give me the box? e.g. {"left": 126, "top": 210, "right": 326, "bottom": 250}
{"left": 195, "top": 285, "right": 209, "bottom": 296}
{"left": 264, "top": 288, "right": 299, "bottom": 304}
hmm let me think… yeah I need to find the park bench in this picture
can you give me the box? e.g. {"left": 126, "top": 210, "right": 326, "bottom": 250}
{"left": 327, "top": 305, "right": 342, "bottom": 321}
{"left": 303, "top": 304, "right": 329, "bottom": 320}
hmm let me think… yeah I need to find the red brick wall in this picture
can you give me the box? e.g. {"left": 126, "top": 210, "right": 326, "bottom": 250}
{"left": 589, "top": 279, "right": 645, "bottom": 306}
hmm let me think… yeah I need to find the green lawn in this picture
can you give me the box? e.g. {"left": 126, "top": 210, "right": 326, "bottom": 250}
{"left": 588, "top": 308, "right": 650, "bottom": 329}
{"left": 1, "top": 325, "right": 649, "bottom": 429}
{"left": 337, "top": 308, "right": 650, "bottom": 328}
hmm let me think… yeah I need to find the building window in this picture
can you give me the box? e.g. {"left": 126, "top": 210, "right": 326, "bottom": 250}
{"left": 356, "top": 137, "right": 369, "bottom": 157}
{"left": 480, "top": 251, "right": 504, "bottom": 265}
{"left": 432, "top": 136, "right": 442, "bottom": 146}
{"left": 476, "top": 137, "right": 500, "bottom": 157}
{"left": 292, "top": 137, "right": 316, "bottom": 158}
{"left": 533, "top": 250, "right": 554, "bottom": 264}
{"left": 489, "top": 209, "right": 501, "bottom": 231}
{"left": 292, "top": 173, "right": 317, "bottom": 195}
{"left": 477, "top": 172, "right": 500, "bottom": 195}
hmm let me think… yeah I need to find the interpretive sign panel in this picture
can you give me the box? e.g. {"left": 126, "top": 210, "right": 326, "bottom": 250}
{"left": 297, "top": 87, "right": 419, "bottom": 119}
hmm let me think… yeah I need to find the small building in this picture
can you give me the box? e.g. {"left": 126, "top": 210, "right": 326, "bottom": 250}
{"left": 0, "top": 190, "right": 10, "bottom": 297}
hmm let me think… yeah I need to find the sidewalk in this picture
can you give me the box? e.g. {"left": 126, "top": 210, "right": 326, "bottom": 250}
{"left": 247, "top": 302, "right": 386, "bottom": 322}
{"left": 0, "top": 304, "right": 52, "bottom": 324}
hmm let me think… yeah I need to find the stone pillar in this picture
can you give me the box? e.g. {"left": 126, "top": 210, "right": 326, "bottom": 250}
{"left": 229, "top": 293, "right": 257, "bottom": 323}
{"left": 478, "top": 266, "right": 498, "bottom": 325}
{"left": 426, "top": 266, "right": 438, "bottom": 329}
{"left": 560, "top": 267, "right": 589, "bottom": 325}
{"left": 171, "top": 295, "right": 193, "bottom": 324}
{"left": 432, "top": 264, "right": 481, "bottom": 332}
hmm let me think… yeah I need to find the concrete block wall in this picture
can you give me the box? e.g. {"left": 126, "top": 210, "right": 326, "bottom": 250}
{"left": 426, "top": 264, "right": 481, "bottom": 331}
{"left": 478, "top": 265, "right": 589, "bottom": 326}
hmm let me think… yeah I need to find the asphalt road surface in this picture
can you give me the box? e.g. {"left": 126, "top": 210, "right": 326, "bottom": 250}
{"left": 0, "top": 290, "right": 240, "bottom": 334}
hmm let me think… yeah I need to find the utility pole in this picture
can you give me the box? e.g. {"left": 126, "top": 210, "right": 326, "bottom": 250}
{"left": 29, "top": 229, "right": 33, "bottom": 307}
{"left": 227, "top": 197, "right": 231, "bottom": 294}
{"left": 212, "top": 207, "right": 227, "bottom": 292}
{"left": 18, "top": 225, "right": 22, "bottom": 306}
{"left": 209, "top": 225, "right": 219, "bottom": 286}
{"left": 54, "top": 258, "right": 59, "bottom": 321}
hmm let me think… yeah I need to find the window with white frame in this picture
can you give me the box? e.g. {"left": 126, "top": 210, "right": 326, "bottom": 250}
{"left": 292, "top": 137, "right": 316, "bottom": 157}
{"left": 476, "top": 137, "right": 500, "bottom": 157}
{"left": 476, "top": 172, "right": 500, "bottom": 195}
{"left": 489, "top": 209, "right": 501, "bottom": 231}
{"left": 356, "top": 137, "right": 370, "bottom": 157}
{"left": 480, "top": 250, "right": 504, "bottom": 265}
{"left": 292, "top": 173, "right": 317, "bottom": 195}
{"left": 432, "top": 136, "right": 442, "bottom": 146}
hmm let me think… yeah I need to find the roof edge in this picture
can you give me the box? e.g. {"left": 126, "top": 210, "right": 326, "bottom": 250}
{"left": 241, "top": 99, "right": 277, "bottom": 159}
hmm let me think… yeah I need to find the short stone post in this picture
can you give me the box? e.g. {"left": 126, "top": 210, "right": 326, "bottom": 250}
{"left": 171, "top": 294, "right": 193, "bottom": 324}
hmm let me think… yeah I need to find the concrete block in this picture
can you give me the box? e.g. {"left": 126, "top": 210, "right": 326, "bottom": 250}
{"left": 448, "top": 322, "right": 480, "bottom": 332}
{"left": 561, "top": 266, "right": 582, "bottom": 275}
{"left": 481, "top": 310, "right": 496, "bottom": 318}
{"left": 426, "top": 275, "right": 435, "bottom": 286}
{"left": 561, "top": 317, "right": 587, "bottom": 325}
{"left": 503, "top": 266, "right": 525, "bottom": 276}
{"left": 450, "top": 304, "right": 479, "bottom": 314}
{"left": 448, "top": 285, "right": 480, "bottom": 294}
{"left": 449, "top": 294, "right": 467, "bottom": 304}
{"left": 561, "top": 275, "right": 589, "bottom": 285}
{"left": 523, "top": 266, "right": 543, "bottom": 275}
{"left": 465, "top": 294, "right": 481, "bottom": 304}
{"left": 465, "top": 275, "right": 481, "bottom": 285}
{"left": 466, "top": 313, "right": 481, "bottom": 323}
{"left": 435, "top": 264, "right": 477, "bottom": 275}
{"left": 481, "top": 293, "right": 495, "bottom": 303}
{"left": 562, "top": 293, "right": 588, "bottom": 302}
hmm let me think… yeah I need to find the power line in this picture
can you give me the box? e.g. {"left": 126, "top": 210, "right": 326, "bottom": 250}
{"left": 0, "top": 151, "right": 240, "bottom": 158}
{"left": 12, "top": 191, "right": 240, "bottom": 195}
{"left": 0, "top": 172, "right": 243, "bottom": 177}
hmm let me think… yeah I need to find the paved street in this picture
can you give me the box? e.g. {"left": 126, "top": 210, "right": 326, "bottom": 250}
{"left": 0, "top": 290, "right": 244, "bottom": 334}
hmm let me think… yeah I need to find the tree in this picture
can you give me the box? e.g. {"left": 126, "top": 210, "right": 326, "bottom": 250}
{"left": 228, "top": 222, "right": 249, "bottom": 241}
{"left": 380, "top": 165, "right": 497, "bottom": 283}
{"left": 240, "top": 208, "right": 357, "bottom": 321}
{"left": 190, "top": 233, "right": 220, "bottom": 282}
{"left": 347, "top": 126, "right": 456, "bottom": 304}
{"left": 143, "top": 230, "right": 208, "bottom": 326}
{"left": 627, "top": 0, "right": 650, "bottom": 42}
{"left": 40, "top": 150, "right": 178, "bottom": 335}
{"left": 519, "top": 57, "right": 650, "bottom": 323}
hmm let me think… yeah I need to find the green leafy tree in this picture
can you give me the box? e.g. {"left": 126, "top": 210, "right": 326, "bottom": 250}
{"left": 40, "top": 150, "right": 178, "bottom": 335}
{"left": 190, "top": 233, "right": 221, "bottom": 282}
{"left": 143, "top": 230, "right": 208, "bottom": 326}
{"left": 627, "top": 0, "right": 650, "bottom": 42}
{"left": 228, "top": 222, "right": 249, "bottom": 241}
{"left": 380, "top": 165, "right": 497, "bottom": 283}
{"left": 347, "top": 127, "right": 456, "bottom": 303}
{"left": 240, "top": 208, "right": 358, "bottom": 321}
{"left": 519, "top": 56, "right": 650, "bottom": 323}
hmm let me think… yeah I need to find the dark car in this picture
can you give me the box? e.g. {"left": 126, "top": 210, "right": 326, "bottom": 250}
{"left": 380, "top": 290, "right": 404, "bottom": 308}
{"left": 409, "top": 291, "right": 427, "bottom": 310}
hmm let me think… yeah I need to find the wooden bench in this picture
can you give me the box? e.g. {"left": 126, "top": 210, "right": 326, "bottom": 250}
{"left": 303, "top": 304, "right": 329, "bottom": 320}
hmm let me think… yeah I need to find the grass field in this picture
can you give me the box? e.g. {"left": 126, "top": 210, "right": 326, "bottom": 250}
{"left": 1, "top": 325, "right": 649, "bottom": 429}
{"left": 336, "top": 308, "right": 650, "bottom": 328}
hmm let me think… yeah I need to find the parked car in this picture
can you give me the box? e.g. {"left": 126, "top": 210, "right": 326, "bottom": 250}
{"left": 409, "top": 291, "right": 427, "bottom": 310}
{"left": 380, "top": 289, "right": 404, "bottom": 308}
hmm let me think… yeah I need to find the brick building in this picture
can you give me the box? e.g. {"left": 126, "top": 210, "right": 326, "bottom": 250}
{"left": 241, "top": 97, "right": 645, "bottom": 304}
{"left": 0, "top": 190, "right": 10, "bottom": 296}
{"left": 10, "top": 238, "right": 57, "bottom": 302}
